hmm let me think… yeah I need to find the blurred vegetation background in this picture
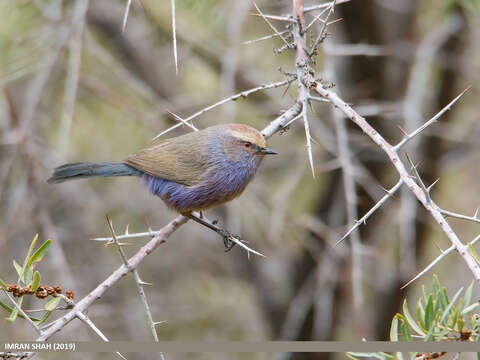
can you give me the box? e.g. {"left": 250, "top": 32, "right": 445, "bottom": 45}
{"left": 1, "top": 0, "right": 480, "bottom": 359}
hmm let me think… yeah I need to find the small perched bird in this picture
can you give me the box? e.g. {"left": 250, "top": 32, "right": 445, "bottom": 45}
{"left": 48, "top": 124, "right": 277, "bottom": 215}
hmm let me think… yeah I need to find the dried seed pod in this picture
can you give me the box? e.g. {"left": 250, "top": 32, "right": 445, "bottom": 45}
{"left": 7, "top": 284, "right": 19, "bottom": 292}
{"left": 66, "top": 290, "right": 74, "bottom": 300}
{"left": 54, "top": 285, "right": 62, "bottom": 293}
{"left": 46, "top": 286, "right": 55, "bottom": 295}
{"left": 36, "top": 288, "right": 48, "bottom": 299}
{"left": 460, "top": 329, "right": 472, "bottom": 341}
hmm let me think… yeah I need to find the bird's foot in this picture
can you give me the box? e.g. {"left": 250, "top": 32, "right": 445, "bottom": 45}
{"left": 217, "top": 229, "right": 242, "bottom": 252}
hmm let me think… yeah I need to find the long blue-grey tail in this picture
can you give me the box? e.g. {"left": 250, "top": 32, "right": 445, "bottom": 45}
{"left": 47, "top": 162, "right": 142, "bottom": 184}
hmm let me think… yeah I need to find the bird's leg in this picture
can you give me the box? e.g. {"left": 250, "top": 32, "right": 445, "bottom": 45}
{"left": 184, "top": 212, "right": 239, "bottom": 251}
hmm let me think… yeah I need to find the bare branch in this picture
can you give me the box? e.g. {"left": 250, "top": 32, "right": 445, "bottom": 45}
{"left": 153, "top": 79, "right": 295, "bottom": 140}
{"left": 186, "top": 212, "right": 266, "bottom": 258}
{"left": 302, "top": 99, "right": 315, "bottom": 177}
{"left": 336, "top": 179, "right": 403, "bottom": 245}
{"left": 440, "top": 209, "right": 480, "bottom": 225}
{"left": 303, "top": 0, "right": 351, "bottom": 13}
{"left": 2, "top": 291, "right": 44, "bottom": 336}
{"left": 401, "top": 234, "right": 480, "bottom": 289}
{"left": 251, "top": 1, "right": 292, "bottom": 48}
{"left": 393, "top": 87, "right": 471, "bottom": 152}
{"left": 165, "top": 109, "right": 199, "bottom": 132}
{"left": 122, "top": 0, "right": 132, "bottom": 33}
{"left": 34, "top": 215, "right": 188, "bottom": 341}
{"left": 241, "top": 30, "right": 290, "bottom": 45}
{"left": 171, "top": 0, "right": 178, "bottom": 75}
{"left": 313, "top": 81, "right": 480, "bottom": 281}
{"left": 249, "top": 13, "right": 295, "bottom": 22}
{"left": 105, "top": 218, "right": 164, "bottom": 358}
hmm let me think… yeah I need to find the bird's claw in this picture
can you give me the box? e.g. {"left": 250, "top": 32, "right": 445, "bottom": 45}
{"left": 218, "top": 229, "right": 241, "bottom": 252}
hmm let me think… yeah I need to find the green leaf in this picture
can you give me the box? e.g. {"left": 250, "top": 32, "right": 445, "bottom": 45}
{"left": 400, "top": 320, "right": 413, "bottom": 342}
{"left": 462, "top": 280, "right": 474, "bottom": 310}
{"left": 424, "top": 295, "right": 435, "bottom": 331}
{"left": 461, "top": 302, "right": 479, "bottom": 316}
{"left": 450, "top": 305, "right": 460, "bottom": 329}
{"left": 434, "top": 290, "right": 443, "bottom": 317}
{"left": 440, "top": 287, "right": 463, "bottom": 324}
{"left": 31, "top": 271, "right": 41, "bottom": 292}
{"left": 44, "top": 296, "right": 61, "bottom": 311}
{"left": 390, "top": 315, "right": 399, "bottom": 341}
{"left": 422, "top": 285, "right": 428, "bottom": 304}
{"left": 424, "top": 319, "right": 437, "bottom": 341}
{"left": 24, "top": 265, "right": 33, "bottom": 286}
{"left": 12, "top": 260, "right": 23, "bottom": 281}
{"left": 25, "top": 234, "right": 39, "bottom": 266}
{"left": 0, "top": 300, "right": 40, "bottom": 321}
{"left": 468, "top": 243, "right": 480, "bottom": 264}
{"left": 432, "top": 275, "right": 440, "bottom": 295}
{"left": 403, "top": 300, "right": 425, "bottom": 336}
{"left": 25, "top": 239, "right": 51, "bottom": 270}
{"left": 439, "top": 288, "right": 449, "bottom": 312}
{"left": 18, "top": 234, "right": 39, "bottom": 284}
{"left": 417, "top": 300, "right": 426, "bottom": 331}
{"left": 0, "top": 277, "right": 7, "bottom": 290}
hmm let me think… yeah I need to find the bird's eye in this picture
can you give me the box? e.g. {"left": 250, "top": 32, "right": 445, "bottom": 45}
{"left": 244, "top": 142, "right": 251, "bottom": 148}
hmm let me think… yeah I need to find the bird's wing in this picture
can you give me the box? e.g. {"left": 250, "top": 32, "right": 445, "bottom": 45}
{"left": 124, "top": 134, "right": 209, "bottom": 186}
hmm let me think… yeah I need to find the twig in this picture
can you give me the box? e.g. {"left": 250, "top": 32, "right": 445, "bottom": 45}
{"left": 393, "top": 87, "right": 471, "bottom": 152}
{"left": 249, "top": 13, "right": 294, "bottom": 22}
{"left": 401, "top": 234, "right": 480, "bottom": 289}
{"left": 186, "top": 213, "right": 266, "bottom": 258}
{"left": 251, "top": 1, "right": 292, "bottom": 48}
{"left": 440, "top": 209, "right": 480, "bottom": 225}
{"left": 105, "top": 217, "right": 165, "bottom": 359}
{"left": 261, "top": 102, "right": 303, "bottom": 138}
{"left": 309, "top": 0, "right": 337, "bottom": 56}
{"left": 398, "top": 18, "right": 463, "bottom": 279}
{"left": 171, "top": 0, "right": 178, "bottom": 75}
{"left": 165, "top": 109, "right": 199, "bottom": 132}
{"left": 301, "top": 99, "right": 315, "bottom": 177}
{"left": 152, "top": 79, "right": 295, "bottom": 140}
{"left": 34, "top": 215, "right": 188, "bottom": 341}
{"left": 332, "top": 103, "right": 362, "bottom": 308}
{"left": 336, "top": 179, "right": 403, "bottom": 245}
{"left": 2, "top": 291, "right": 44, "bottom": 336}
{"left": 312, "top": 81, "right": 480, "bottom": 281}
{"left": 241, "top": 30, "right": 289, "bottom": 45}
{"left": 75, "top": 312, "right": 127, "bottom": 360}
{"left": 122, "top": 0, "right": 132, "bottom": 33}
{"left": 303, "top": 0, "right": 351, "bottom": 13}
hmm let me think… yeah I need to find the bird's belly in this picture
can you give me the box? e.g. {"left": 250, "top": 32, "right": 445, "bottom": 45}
{"left": 141, "top": 172, "right": 253, "bottom": 213}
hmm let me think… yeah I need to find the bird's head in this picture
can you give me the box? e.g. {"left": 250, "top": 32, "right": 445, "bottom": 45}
{"left": 221, "top": 124, "right": 277, "bottom": 161}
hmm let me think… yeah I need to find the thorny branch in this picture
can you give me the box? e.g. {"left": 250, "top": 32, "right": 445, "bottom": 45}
{"left": 313, "top": 81, "right": 480, "bottom": 282}
{"left": 29, "top": 96, "right": 305, "bottom": 343}
{"left": 9, "top": 0, "right": 479, "bottom": 350}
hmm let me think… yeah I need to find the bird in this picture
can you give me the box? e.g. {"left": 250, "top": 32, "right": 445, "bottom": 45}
{"left": 48, "top": 124, "right": 277, "bottom": 215}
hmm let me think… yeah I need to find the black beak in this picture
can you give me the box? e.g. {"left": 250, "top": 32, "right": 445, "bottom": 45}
{"left": 258, "top": 147, "right": 278, "bottom": 155}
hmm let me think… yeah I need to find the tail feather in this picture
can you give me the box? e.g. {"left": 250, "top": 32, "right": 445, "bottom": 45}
{"left": 48, "top": 162, "right": 142, "bottom": 184}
